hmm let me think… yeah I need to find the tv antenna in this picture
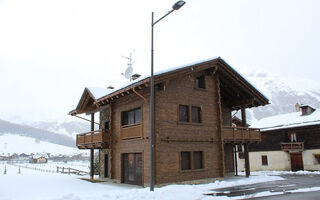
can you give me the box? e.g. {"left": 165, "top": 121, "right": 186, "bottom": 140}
{"left": 121, "top": 50, "right": 135, "bottom": 81}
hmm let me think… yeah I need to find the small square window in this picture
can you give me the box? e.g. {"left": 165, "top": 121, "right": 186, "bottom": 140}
{"left": 261, "top": 155, "right": 268, "bottom": 166}
{"left": 179, "top": 105, "right": 189, "bottom": 122}
{"left": 196, "top": 75, "right": 205, "bottom": 89}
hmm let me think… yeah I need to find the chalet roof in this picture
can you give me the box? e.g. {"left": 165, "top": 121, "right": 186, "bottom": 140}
{"left": 251, "top": 108, "right": 320, "bottom": 131}
{"left": 69, "top": 57, "right": 269, "bottom": 115}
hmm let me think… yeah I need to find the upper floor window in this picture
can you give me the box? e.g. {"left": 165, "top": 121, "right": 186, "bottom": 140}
{"left": 192, "top": 106, "right": 201, "bottom": 123}
{"left": 288, "top": 133, "right": 297, "bottom": 142}
{"left": 196, "top": 75, "right": 205, "bottom": 89}
{"left": 179, "top": 105, "right": 189, "bottom": 122}
{"left": 121, "top": 107, "right": 141, "bottom": 126}
{"left": 179, "top": 105, "right": 202, "bottom": 123}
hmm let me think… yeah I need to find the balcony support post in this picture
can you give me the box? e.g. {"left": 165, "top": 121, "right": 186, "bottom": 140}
{"left": 233, "top": 145, "right": 238, "bottom": 176}
{"left": 244, "top": 143, "right": 250, "bottom": 177}
{"left": 241, "top": 107, "right": 246, "bottom": 127}
{"left": 90, "top": 113, "right": 95, "bottom": 180}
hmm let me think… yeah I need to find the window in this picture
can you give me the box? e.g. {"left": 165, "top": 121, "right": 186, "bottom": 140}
{"left": 261, "top": 155, "right": 268, "bottom": 166}
{"left": 181, "top": 151, "right": 204, "bottom": 171}
{"left": 193, "top": 151, "right": 203, "bottom": 169}
{"left": 192, "top": 106, "right": 201, "bottom": 123}
{"left": 179, "top": 105, "right": 189, "bottom": 122}
{"left": 314, "top": 154, "right": 320, "bottom": 164}
{"left": 179, "top": 105, "right": 202, "bottom": 123}
{"left": 121, "top": 107, "right": 142, "bottom": 126}
{"left": 288, "top": 133, "right": 297, "bottom": 142}
{"left": 181, "top": 152, "right": 191, "bottom": 170}
{"left": 196, "top": 75, "right": 205, "bottom": 89}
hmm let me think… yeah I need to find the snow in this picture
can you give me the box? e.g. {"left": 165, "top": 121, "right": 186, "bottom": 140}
{"left": 0, "top": 134, "right": 80, "bottom": 156}
{"left": 86, "top": 57, "right": 267, "bottom": 104}
{"left": 251, "top": 109, "right": 320, "bottom": 131}
{"left": 0, "top": 162, "right": 285, "bottom": 200}
{"left": 87, "top": 87, "right": 114, "bottom": 100}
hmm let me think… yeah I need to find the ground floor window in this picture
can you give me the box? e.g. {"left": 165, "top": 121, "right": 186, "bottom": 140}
{"left": 261, "top": 155, "right": 268, "bottom": 166}
{"left": 314, "top": 154, "right": 320, "bottom": 164}
{"left": 180, "top": 151, "right": 203, "bottom": 171}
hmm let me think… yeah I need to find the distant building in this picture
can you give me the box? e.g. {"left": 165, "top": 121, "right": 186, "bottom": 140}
{"left": 238, "top": 104, "right": 320, "bottom": 171}
{"left": 29, "top": 154, "right": 48, "bottom": 164}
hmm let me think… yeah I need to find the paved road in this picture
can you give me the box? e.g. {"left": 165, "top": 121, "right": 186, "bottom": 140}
{"left": 205, "top": 174, "right": 320, "bottom": 199}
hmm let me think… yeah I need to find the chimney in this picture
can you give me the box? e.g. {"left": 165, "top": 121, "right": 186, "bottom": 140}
{"left": 107, "top": 86, "right": 114, "bottom": 89}
{"left": 131, "top": 73, "right": 141, "bottom": 81}
{"left": 295, "top": 103, "right": 300, "bottom": 112}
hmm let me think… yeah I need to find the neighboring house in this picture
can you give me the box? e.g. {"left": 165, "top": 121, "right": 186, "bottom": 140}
{"left": 69, "top": 57, "right": 268, "bottom": 186}
{"left": 238, "top": 104, "right": 320, "bottom": 172}
{"left": 30, "top": 154, "right": 48, "bottom": 163}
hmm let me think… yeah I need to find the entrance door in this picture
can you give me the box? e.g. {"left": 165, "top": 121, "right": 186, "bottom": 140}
{"left": 290, "top": 152, "right": 304, "bottom": 171}
{"left": 122, "top": 153, "right": 142, "bottom": 186}
{"left": 104, "top": 154, "right": 108, "bottom": 178}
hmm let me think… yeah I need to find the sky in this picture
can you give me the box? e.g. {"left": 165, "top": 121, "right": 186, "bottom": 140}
{"left": 0, "top": 0, "right": 319, "bottom": 123}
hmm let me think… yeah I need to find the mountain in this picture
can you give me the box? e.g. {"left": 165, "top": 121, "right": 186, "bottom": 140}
{"left": 245, "top": 72, "right": 320, "bottom": 123}
{"left": 0, "top": 118, "right": 75, "bottom": 147}
{"left": 0, "top": 134, "right": 80, "bottom": 156}
{"left": 28, "top": 120, "right": 93, "bottom": 140}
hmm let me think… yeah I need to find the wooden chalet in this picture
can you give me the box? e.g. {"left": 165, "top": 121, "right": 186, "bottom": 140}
{"left": 69, "top": 57, "right": 268, "bottom": 186}
{"left": 242, "top": 104, "right": 320, "bottom": 172}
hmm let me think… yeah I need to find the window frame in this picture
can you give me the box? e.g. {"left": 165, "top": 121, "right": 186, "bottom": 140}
{"left": 195, "top": 75, "right": 206, "bottom": 89}
{"left": 178, "top": 105, "right": 202, "bottom": 124}
{"left": 121, "top": 107, "right": 142, "bottom": 127}
{"left": 179, "top": 105, "right": 189, "bottom": 123}
{"left": 261, "top": 155, "right": 268, "bottom": 166}
{"left": 180, "top": 151, "right": 204, "bottom": 171}
{"left": 191, "top": 106, "right": 202, "bottom": 123}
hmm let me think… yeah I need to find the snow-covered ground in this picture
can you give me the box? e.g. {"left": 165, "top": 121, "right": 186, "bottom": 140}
{"left": 0, "top": 162, "right": 283, "bottom": 200}
{"left": 0, "top": 134, "right": 80, "bottom": 156}
{"left": 1, "top": 162, "right": 319, "bottom": 200}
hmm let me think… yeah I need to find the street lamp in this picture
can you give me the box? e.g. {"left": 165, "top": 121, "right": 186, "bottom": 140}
{"left": 150, "top": 0, "right": 186, "bottom": 192}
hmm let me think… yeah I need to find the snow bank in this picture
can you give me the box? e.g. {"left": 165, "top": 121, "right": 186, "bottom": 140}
{"left": 0, "top": 163, "right": 284, "bottom": 200}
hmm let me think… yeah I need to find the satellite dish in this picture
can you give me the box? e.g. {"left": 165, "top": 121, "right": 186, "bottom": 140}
{"left": 124, "top": 66, "right": 133, "bottom": 79}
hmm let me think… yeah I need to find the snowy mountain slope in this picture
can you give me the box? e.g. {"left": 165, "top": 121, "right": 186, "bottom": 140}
{"left": 0, "top": 119, "right": 75, "bottom": 147}
{"left": 0, "top": 134, "right": 80, "bottom": 156}
{"left": 245, "top": 72, "right": 320, "bottom": 122}
{"left": 29, "top": 119, "right": 92, "bottom": 140}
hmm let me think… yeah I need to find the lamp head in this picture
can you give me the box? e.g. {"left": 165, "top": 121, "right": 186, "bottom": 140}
{"left": 172, "top": 1, "right": 186, "bottom": 10}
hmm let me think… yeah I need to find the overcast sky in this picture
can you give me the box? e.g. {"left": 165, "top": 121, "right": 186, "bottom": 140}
{"left": 0, "top": 0, "right": 319, "bottom": 123}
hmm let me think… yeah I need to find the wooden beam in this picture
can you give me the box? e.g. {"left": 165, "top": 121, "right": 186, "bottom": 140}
{"left": 132, "top": 87, "right": 147, "bottom": 102}
{"left": 215, "top": 74, "right": 226, "bottom": 177}
{"left": 244, "top": 143, "right": 250, "bottom": 177}
{"left": 90, "top": 113, "right": 95, "bottom": 180}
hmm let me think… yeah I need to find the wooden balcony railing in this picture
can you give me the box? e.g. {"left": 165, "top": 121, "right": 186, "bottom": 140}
{"left": 281, "top": 142, "right": 304, "bottom": 152}
{"left": 222, "top": 126, "right": 261, "bottom": 143}
{"left": 76, "top": 129, "right": 110, "bottom": 149}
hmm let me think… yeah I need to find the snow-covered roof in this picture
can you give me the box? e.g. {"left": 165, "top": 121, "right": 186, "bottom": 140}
{"left": 251, "top": 109, "right": 320, "bottom": 131}
{"left": 70, "top": 57, "right": 269, "bottom": 115}
{"left": 87, "top": 57, "right": 220, "bottom": 101}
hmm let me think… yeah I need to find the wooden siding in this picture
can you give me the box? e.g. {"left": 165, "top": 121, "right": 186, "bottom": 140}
{"left": 154, "top": 73, "right": 225, "bottom": 184}
{"left": 120, "top": 124, "right": 142, "bottom": 139}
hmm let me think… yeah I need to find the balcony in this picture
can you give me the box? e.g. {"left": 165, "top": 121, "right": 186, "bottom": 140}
{"left": 222, "top": 126, "right": 261, "bottom": 143}
{"left": 281, "top": 142, "right": 304, "bottom": 152}
{"left": 76, "top": 129, "right": 110, "bottom": 149}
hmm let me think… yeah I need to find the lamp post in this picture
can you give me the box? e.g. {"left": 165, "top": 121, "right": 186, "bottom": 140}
{"left": 150, "top": 0, "right": 186, "bottom": 191}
